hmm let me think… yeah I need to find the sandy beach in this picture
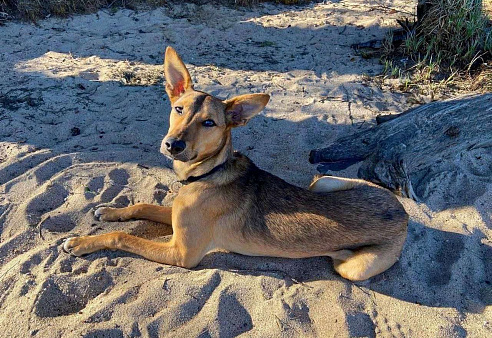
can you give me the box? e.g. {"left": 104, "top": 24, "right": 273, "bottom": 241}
{"left": 0, "top": 1, "right": 490, "bottom": 337}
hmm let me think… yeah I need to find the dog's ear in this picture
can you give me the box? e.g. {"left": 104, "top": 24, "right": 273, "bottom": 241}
{"left": 164, "top": 46, "right": 193, "bottom": 104}
{"left": 224, "top": 94, "right": 270, "bottom": 127}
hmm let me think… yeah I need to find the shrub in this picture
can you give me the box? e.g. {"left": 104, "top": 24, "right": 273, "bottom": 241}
{"left": 411, "top": 0, "right": 491, "bottom": 69}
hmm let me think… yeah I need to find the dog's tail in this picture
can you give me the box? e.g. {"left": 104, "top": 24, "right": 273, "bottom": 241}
{"left": 308, "top": 175, "right": 370, "bottom": 193}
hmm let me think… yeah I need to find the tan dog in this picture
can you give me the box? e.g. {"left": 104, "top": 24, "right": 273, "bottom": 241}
{"left": 64, "top": 47, "right": 408, "bottom": 281}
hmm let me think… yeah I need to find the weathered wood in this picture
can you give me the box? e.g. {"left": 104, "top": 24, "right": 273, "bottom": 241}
{"left": 310, "top": 94, "right": 492, "bottom": 210}
{"left": 376, "top": 112, "right": 407, "bottom": 125}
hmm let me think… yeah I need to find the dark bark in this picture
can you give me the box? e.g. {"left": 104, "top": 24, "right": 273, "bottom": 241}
{"left": 309, "top": 94, "right": 492, "bottom": 211}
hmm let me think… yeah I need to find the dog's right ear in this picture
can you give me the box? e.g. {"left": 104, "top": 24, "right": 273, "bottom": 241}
{"left": 164, "top": 46, "right": 193, "bottom": 104}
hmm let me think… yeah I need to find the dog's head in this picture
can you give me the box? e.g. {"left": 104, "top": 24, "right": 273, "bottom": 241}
{"left": 161, "top": 47, "right": 270, "bottom": 163}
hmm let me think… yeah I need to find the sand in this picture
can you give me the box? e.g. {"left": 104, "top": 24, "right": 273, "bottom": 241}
{"left": 0, "top": 0, "right": 490, "bottom": 337}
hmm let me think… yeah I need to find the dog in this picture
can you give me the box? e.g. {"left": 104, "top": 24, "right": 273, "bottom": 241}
{"left": 63, "top": 46, "right": 408, "bottom": 281}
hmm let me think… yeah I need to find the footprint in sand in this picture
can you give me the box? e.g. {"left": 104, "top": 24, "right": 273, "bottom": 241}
{"left": 146, "top": 271, "right": 222, "bottom": 335}
{"left": 0, "top": 276, "right": 16, "bottom": 306}
{"left": 216, "top": 292, "right": 252, "bottom": 336}
{"left": 25, "top": 183, "right": 69, "bottom": 225}
{"left": 20, "top": 253, "right": 43, "bottom": 274}
{"left": 34, "top": 270, "right": 113, "bottom": 317}
{"left": 19, "top": 279, "right": 37, "bottom": 297}
{"left": 337, "top": 285, "right": 377, "bottom": 338}
{"left": 16, "top": 244, "right": 72, "bottom": 296}
{"left": 423, "top": 234, "right": 464, "bottom": 287}
{"left": 273, "top": 298, "right": 316, "bottom": 336}
{"left": 41, "top": 213, "right": 78, "bottom": 233}
{"left": 346, "top": 312, "right": 376, "bottom": 338}
{"left": 376, "top": 315, "right": 407, "bottom": 338}
{"left": 32, "top": 154, "right": 73, "bottom": 184}
{"left": 85, "top": 285, "right": 141, "bottom": 324}
{"left": 99, "top": 168, "right": 130, "bottom": 203}
{"left": 437, "top": 324, "right": 468, "bottom": 338}
{"left": 82, "top": 329, "right": 124, "bottom": 338}
{"left": 0, "top": 150, "right": 52, "bottom": 185}
{"left": 173, "top": 271, "right": 222, "bottom": 323}
{"left": 153, "top": 183, "right": 169, "bottom": 205}
{"left": 81, "top": 169, "right": 131, "bottom": 213}
{"left": 84, "top": 175, "right": 105, "bottom": 200}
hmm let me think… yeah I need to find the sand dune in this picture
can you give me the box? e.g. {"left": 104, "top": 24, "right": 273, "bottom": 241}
{"left": 0, "top": 1, "right": 490, "bottom": 337}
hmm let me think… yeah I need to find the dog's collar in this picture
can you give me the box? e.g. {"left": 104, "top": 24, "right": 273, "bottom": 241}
{"left": 178, "top": 160, "right": 228, "bottom": 185}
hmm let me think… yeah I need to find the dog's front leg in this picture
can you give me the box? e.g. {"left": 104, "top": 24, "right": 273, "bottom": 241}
{"left": 63, "top": 221, "right": 212, "bottom": 268}
{"left": 95, "top": 204, "right": 172, "bottom": 225}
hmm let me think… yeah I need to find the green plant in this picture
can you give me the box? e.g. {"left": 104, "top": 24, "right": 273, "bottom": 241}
{"left": 382, "top": 60, "right": 402, "bottom": 78}
{"left": 376, "top": 0, "right": 491, "bottom": 98}
{"left": 381, "top": 31, "right": 395, "bottom": 58}
{"left": 416, "top": 0, "right": 491, "bottom": 69}
{"left": 404, "top": 32, "right": 424, "bottom": 56}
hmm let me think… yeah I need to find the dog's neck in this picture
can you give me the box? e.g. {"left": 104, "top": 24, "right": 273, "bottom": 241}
{"left": 173, "top": 132, "right": 233, "bottom": 181}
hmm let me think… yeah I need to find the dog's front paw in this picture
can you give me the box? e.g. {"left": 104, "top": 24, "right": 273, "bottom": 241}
{"left": 94, "top": 207, "right": 128, "bottom": 222}
{"left": 63, "top": 236, "right": 96, "bottom": 256}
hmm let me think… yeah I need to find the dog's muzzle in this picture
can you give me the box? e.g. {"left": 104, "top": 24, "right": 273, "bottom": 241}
{"left": 161, "top": 137, "right": 186, "bottom": 157}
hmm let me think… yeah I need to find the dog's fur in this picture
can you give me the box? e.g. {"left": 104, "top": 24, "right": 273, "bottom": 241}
{"left": 64, "top": 47, "right": 408, "bottom": 281}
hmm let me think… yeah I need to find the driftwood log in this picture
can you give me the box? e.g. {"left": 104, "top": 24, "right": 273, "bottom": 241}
{"left": 309, "top": 94, "right": 492, "bottom": 211}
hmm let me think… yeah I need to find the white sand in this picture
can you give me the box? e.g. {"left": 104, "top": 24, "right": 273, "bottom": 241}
{"left": 0, "top": 1, "right": 490, "bottom": 337}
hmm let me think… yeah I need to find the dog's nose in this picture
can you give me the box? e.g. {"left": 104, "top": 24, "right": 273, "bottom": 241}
{"left": 165, "top": 138, "right": 186, "bottom": 155}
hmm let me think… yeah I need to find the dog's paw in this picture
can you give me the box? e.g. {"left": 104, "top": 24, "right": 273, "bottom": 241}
{"left": 94, "top": 206, "right": 127, "bottom": 222}
{"left": 63, "top": 236, "right": 94, "bottom": 256}
{"left": 94, "top": 207, "right": 108, "bottom": 220}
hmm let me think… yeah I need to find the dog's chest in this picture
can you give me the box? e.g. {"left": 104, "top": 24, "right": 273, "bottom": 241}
{"left": 173, "top": 183, "right": 224, "bottom": 212}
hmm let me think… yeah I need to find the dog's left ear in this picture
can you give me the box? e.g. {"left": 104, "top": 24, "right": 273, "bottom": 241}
{"left": 164, "top": 46, "right": 193, "bottom": 104}
{"left": 224, "top": 94, "right": 270, "bottom": 127}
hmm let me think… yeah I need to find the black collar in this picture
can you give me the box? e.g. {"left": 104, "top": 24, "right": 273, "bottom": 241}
{"left": 178, "top": 161, "right": 228, "bottom": 185}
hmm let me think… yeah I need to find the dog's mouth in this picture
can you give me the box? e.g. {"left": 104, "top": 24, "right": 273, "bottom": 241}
{"left": 169, "top": 153, "right": 194, "bottom": 162}
{"left": 160, "top": 148, "right": 196, "bottom": 163}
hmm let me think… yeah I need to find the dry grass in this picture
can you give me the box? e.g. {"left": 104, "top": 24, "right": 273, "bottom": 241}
{"left": 414, "top": 0, "right": 491, "bottom": 68}
{"left": 376, "top": 0, "right": 492, "bottom": 100}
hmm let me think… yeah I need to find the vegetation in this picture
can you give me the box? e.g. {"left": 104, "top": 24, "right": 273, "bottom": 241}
{"left": 378, "top": 0, "right": 492, "bottom": 96}
{"left": 0, "top": 0, "right": 167, "bottom": 21}
{"left": 0, "top": 0, "right": 309, "bottom": 21}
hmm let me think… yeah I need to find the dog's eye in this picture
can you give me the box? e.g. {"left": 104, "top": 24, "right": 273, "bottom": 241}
{"left": 174, "top": 106, "right": 183, "bottom": 115}
{"left": 201, "top": 119, "right": 216, "bottom": 127}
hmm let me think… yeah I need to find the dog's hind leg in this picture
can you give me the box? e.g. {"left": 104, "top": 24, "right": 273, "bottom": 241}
{"left": 95, "top": 204, "right": 172, "bottom": 225}
{"left": 309, "top": 176, "right": 367, "bottom": 193}
{"left": 331, "top": 234, "right": 406, "bottom": 281}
